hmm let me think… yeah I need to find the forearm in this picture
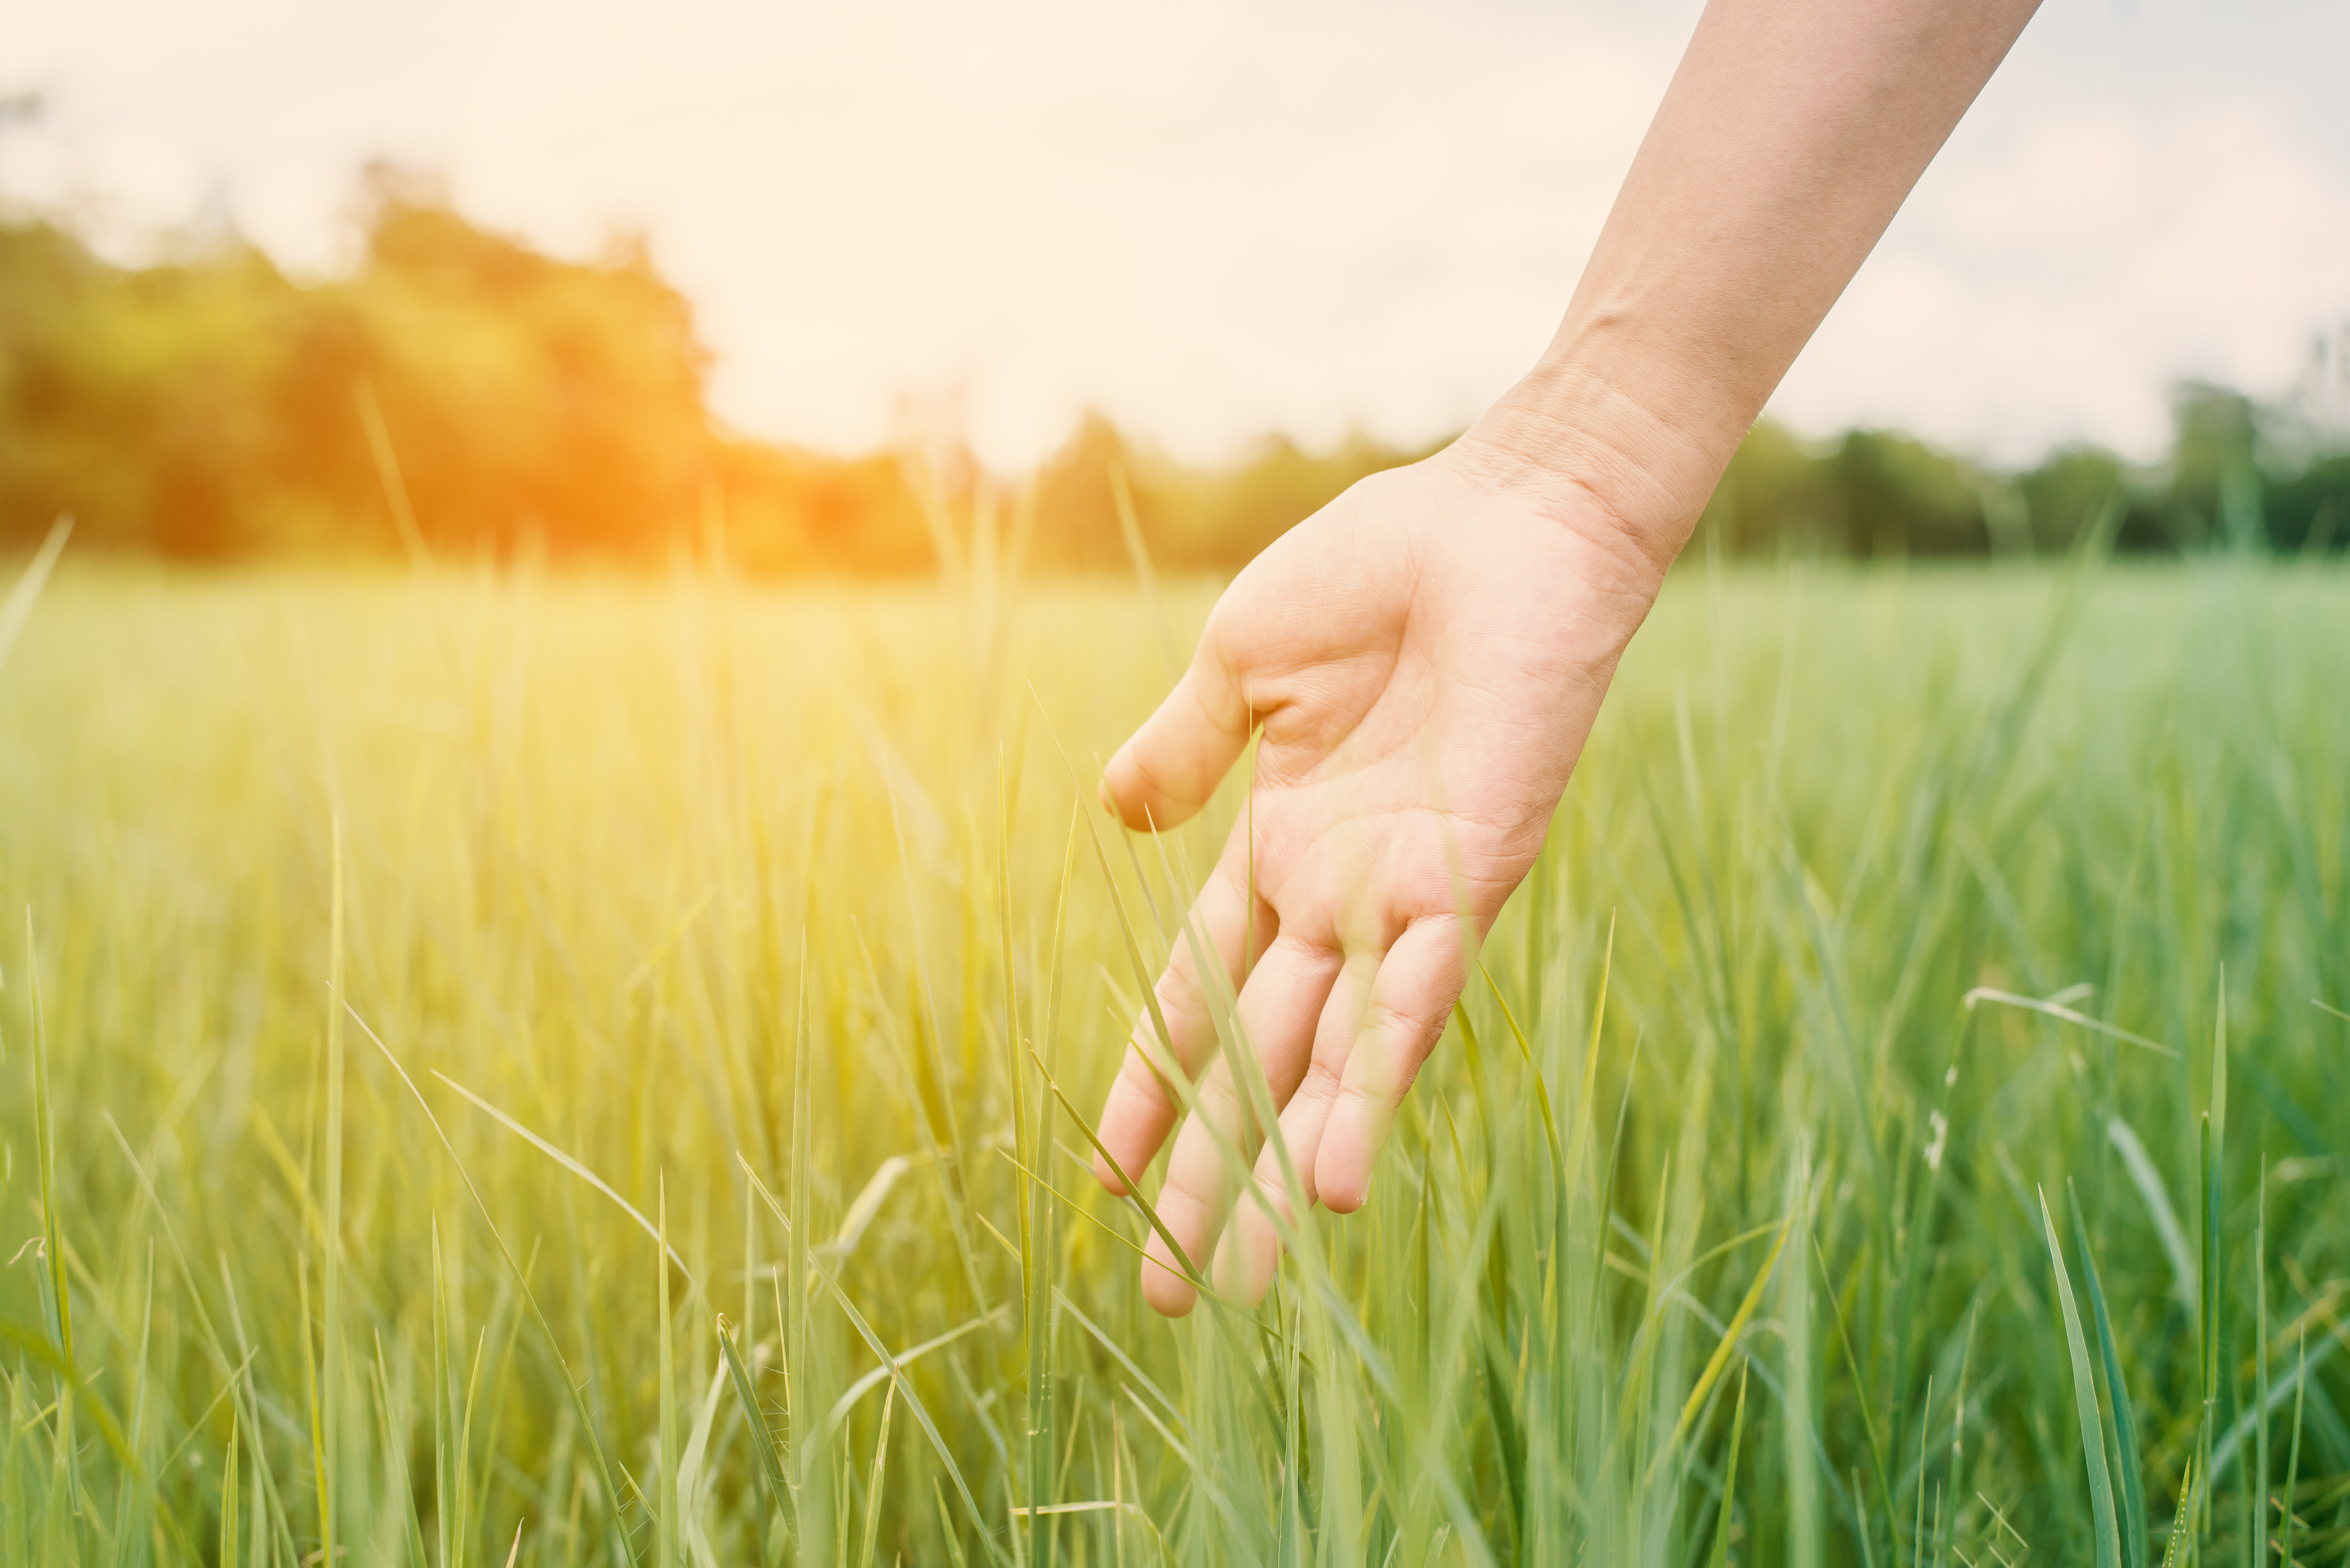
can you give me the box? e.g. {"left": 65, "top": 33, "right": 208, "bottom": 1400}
{"left": 1466, "top": 0, "right": 2041, "bottom": 573}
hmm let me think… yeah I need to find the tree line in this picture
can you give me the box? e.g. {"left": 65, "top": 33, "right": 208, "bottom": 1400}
{"left": 3, "top": 177, "right": 2344, "bottom": 572}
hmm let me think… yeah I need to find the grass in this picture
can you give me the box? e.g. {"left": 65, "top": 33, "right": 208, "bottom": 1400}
{"left": 0, "top": 541, "right": 2346, "bottom": 1566}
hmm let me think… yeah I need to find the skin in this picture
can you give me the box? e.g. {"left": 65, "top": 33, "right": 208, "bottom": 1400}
{"left": 1096, "top": 0, "right": 2046, "bottom": 1317}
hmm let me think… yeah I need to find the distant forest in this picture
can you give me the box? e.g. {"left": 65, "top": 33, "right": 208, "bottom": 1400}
{"left": 4, "top": 174, "right": 2346, "bottom": 572}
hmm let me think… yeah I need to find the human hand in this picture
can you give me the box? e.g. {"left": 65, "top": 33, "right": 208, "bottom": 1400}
{"left": 1092, "top": 435, "right": 1672, "bottom": 1315}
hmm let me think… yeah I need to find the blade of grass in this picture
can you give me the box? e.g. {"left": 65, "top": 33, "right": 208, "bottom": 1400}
{"left": 803, "top": 1249, "right": 1005, "bottom": 1566}
{"left": 858, "top": 1379, "right": 896, "bottom": 1568}
{"left": 2158, "top": 1460, "right": 2193, "bottom": 1568}
{"left": 320, "top": 812, "right": 346, "bottom": 1568}
{"left": 219, "top": 1407, "right": 239, "bottom": 1568}
{"left": 658, "top": 1179, "right": 680, "bottom": 1568}
{"left": 2039, "top": 1188, "right": 2121, "bottom": 1568}
{"left": 1476, "top": 966, "right": 1560, "bottom": 1174}
{"left": 1021, "top": 1040, "right": 1247, "bottom": 1324}
{"left": 936, "top": 1480, "right": 973, "bottom": 1568}
{"left": 1647, "top": 1205, "right": 1795, "bottom": 1488}
{"left": 997, "top": 1150, "right": 1157, "bottom": 1270}
{"left": 718, "top": 1315, "right": 794, "bottom": 1543}
{"left": 1027, "top": 690, "right": 1181, "bottom": 1106}
{"left": 1961, "top": 988, "right": 2177, "bottom": 1059}
{"left": 0, "top": 516, "right": 71, "bottom": 676}
{"left": 2254, "top": 1156, "right": 2269, "bottom": 1568}
{"left": 824, "top": 1308, "right": 1012, "bottom": 1440}
{"left": 25, "top": 909, "right": 80, "bottom": 1517}
{"left": 434, "top": 1070, "right": 695, "bottom": 1284}
{"left": 370, "top": 1326, "right": 432, "bottom": 1568}
{"left": 434, "top": 1218, "right": 465, "bottom": 1568}
{"left": 2278, "top": 1327, "right": 2304, "bottom": 1568}
{"left": 1818, "top": 1235, "right": 1895, "bottom": 1539}
{"left": 2201, "top": 975, "right": 2228, "bottom": 1549}
{"left": 2070, "top": 1184, "right": 2146, "bottom": 1568}
{"left": 2104, "top": 1118, "right": 2196, "bottom": 1313}
{"left": 1707, "top": 1362, "right": 1750, "bottom": 1568}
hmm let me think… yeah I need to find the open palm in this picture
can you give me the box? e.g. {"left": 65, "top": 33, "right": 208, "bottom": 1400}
{"left": 1093, "top": 443, "right": 1668, "bottom": 1315}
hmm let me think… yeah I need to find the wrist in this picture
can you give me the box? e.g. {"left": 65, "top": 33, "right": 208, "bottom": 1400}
{"left": 1446, "top": 352, "right": 1746, "bottom": 585}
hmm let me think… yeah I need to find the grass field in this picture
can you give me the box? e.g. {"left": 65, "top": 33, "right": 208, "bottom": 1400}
{"left": 1, "top": 547, "right": 2346, "bottom": 1566}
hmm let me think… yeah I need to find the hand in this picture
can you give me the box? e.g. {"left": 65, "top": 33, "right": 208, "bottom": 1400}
{"left": 1092, "top": 435, "right": 1670, "bottom": 1315}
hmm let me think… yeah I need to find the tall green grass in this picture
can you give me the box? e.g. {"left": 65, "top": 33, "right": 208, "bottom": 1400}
{"left": 0, "top": 546, "right": 2345, "bottom": 1565}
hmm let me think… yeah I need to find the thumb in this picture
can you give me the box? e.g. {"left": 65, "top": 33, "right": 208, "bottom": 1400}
{"left": 1102, "top": 636, "right": 1251, "bottom": 831}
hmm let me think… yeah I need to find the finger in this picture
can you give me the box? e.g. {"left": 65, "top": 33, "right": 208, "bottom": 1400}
{"left": 1217, "top": 951, "right": 1377, "bottom": 1304}
{"left": 1136, "top": 1061, "right": 1240, "bottom": 1318}
{"left": 1092, "top": 849, "right": 1274, "bottom": 1196}
{"left": 1140, "top": 934, "right": 1344, "bottom": 1316}
{"left": 1316, "top": 915, "right": 1473, "bottom": 1215}
{"left": 1101, "top": 631, "right": 1251, "bottom": 833}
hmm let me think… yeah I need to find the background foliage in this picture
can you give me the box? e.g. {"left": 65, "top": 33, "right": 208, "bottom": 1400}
{"left": 4, "top": 180, "right": 2346, "bottom": 571}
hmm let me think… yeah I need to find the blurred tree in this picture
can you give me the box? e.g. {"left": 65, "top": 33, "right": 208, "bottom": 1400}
{"left": 1032, "top": 411, "right": 1144, "bottom": 573}
{"left": 1142, "top": 429, "right": 1443, "bottom": 571}
{"left": 710, "top": 438, "right": 931, "bottom": 575}
{"left": 2261, "top": 452, "right": 2350, "bottom": 554}
{"left": 0, "top": 222, "right": 336, "bottom": 554}
{"left": 2163, "top": 380, "right": 2259, "bottom": 551}
{"left": 2014, "top": 444, "right": 2167, "bottom": 554}
{"left": 346, "top": 173, "right": 710, "bottom": 558}
{"left": 1697, "top": 419, "right": 1837, "bottom": 554}
{"left": 0, "top": 178, "right": 938, "bottom": 570}
{"left": 1825, "top": 428, "right": 1989, "bottom": 556}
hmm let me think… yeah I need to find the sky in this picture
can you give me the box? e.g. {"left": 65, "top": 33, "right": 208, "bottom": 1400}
{"left": 6, "top": 0, "right": 2347, "bottom": 470}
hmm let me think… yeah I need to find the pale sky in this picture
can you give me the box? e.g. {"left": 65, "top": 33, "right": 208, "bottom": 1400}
{"left": 6, "top": 0, "right": 2347, "bottom": 469}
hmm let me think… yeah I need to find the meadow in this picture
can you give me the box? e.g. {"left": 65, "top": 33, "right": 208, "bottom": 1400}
{"left": 0, "top": 543, "right": 2345, "bottom": 1567}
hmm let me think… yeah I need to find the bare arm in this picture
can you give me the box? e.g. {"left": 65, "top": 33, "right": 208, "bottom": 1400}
{"left": 1095, "top": 0, "right": 2041, "bottom": 1317}
{"left": 1478, "top": 0, "right": 2044, "bottom": 563}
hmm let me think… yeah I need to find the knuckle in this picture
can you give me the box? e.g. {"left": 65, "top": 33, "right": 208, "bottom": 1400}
{"left": 1116, "top": 1047, "right": 1175, "bottom": 1108}
{"left": 1291, "top": 1058, "right": 1342, "bottom": 1109}
{"left": 1152, "top": 980, "right": 1215, "bottom": 1049}
{"left": 1194, "top": 1068, "right": 1240, "bottom": 1123}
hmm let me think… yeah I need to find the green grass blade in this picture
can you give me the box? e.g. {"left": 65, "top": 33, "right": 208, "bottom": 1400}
{"left": 2157, "top": 1461, "right": 2193, "bottom": 1568}
{"left": 857, "top": 1380, "right": 895, "bottom": 1568}
{"left": 434, "top": 1070, "right": 696, "bottom": 1283}
{"left": 2070, "top": 1184, "right": 2146, "bottom": 1568}
{"left": 2104, "top": 1117, "right": 2196, "bottom": 1312}
{"left": 1648, "top": 1205, "right": 1794, "bottom": 1488}
{"left": 2254, "top": 1158, "right": 2269, "bottom": 1568}
{"left": 1960, "top": 987, "right": 2177, "bottom": 1058}
{"left": 1817, "top": 1233, "right": 1895, "bottom": 1533}
{"left": 1021, "top": 1041, "right": 1243, "bottom": 1321}
{"left": 219, "top": 1407, "right": 239, "bottom": 1568}
{"left": 719, "top": 1315, "right": 795, "bottom": 1543}
{"left": 2190, "top": 1114, "right": 2209, "bottom": 1542}
{"left": 659, "top": 1180, "right": 681, "bottom": 1568}
{"left": 2278, "top": 1328, "right": 2304, "bottom": 1568}
{"left": 1707, "top": 1362, "right": 1749, "bottom": 1568}
{"left": 2039, "top": 1188, "right": 2121, "bottom": 1568}
{"left": 813, "top": 1259, "right": 1005, "bottom": 1566}
{"left": 0, "top": 515, "right": 70, "bottom": 676}
{"left": 936, "top": 1480, "right": 973, "bottom": 1568}
{"left": 321, "top": 812, "right": 347, "bottom": 1568}
{"left": 434, "top": 1218, "right": 464, "bottom": 1568}
{"left": 25, "top": 910, "right": 81, "bottom": 1519}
